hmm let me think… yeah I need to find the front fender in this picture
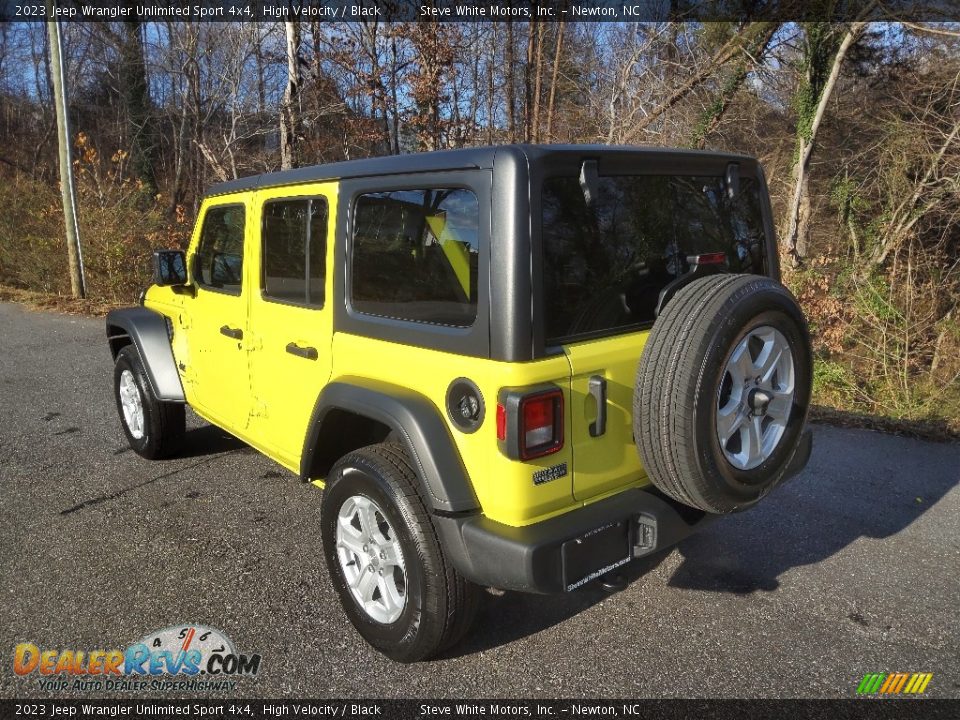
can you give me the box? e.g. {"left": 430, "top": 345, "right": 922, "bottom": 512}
{"left": 106, "top": 307, "right": 185, "bottom": 402}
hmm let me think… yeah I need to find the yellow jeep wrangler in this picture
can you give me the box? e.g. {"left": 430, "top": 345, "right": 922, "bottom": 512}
{"left": 106, "top": 145, "right": 812, "bottom": 662}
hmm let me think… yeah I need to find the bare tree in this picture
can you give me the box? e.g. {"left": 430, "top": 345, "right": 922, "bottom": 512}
{"left": 781, "top": 22, "right": 866, "bottom": 265}
{"left": 618, "top": 23, "right": 774, "bottom": 144}
{"left": 280, "top": 19, "right": 301, "bottom": 170}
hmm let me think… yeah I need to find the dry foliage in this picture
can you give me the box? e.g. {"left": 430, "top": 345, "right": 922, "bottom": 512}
{"left": 0, "top": 20, "right": 957, "bottom": 431}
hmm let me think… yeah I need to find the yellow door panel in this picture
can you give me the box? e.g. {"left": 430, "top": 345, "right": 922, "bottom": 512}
{"left": 182, "top": 198, "right": 252, "bottom": 432}
{"left": 246, "top": 184, "right": 337, "bottom": 468}
{"left": 565, "top": 331, "right": 651, "bottom": 502}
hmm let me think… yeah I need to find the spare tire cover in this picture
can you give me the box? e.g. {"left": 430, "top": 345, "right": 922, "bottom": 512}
{"left": 633, "top": 274, "right": 812, "bottom": 514}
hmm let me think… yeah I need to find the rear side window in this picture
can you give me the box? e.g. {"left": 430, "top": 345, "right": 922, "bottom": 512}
{"left": 262, "top": 198, "right": 328, "bottom": 306}
{"left": 194, "top": 205, "right": 245, "bottom": 294}
{"left": 350, "top": 188, "right": 479, "bottom": 327}
{"left": 541, "top": 175, "right": 767, "bottom": 343}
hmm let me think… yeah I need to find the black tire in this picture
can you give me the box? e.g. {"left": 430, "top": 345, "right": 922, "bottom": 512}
{"left": 321, "top": 442, "right": 480, "bottom": 662}
{"left": 633, "top": 274, "right": 812, "bottom": 514}
{"left": 113, "top": 345, "right": 185, "bottom": 459}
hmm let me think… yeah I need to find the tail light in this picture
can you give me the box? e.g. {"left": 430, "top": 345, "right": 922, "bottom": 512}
{"left": 691, "top": 251, "right": 728, "bottom": 266}
{"left": 497, "top": 386, "right": 564, "bottom": 460}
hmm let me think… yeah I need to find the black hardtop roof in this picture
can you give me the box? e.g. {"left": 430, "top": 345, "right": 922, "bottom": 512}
{"left": 205, "top": 144, "right": 755, "bottom": 197}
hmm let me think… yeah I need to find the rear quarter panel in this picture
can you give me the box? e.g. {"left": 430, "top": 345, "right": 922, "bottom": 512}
{"left": 330, "top": 333, "right": 577, "bottom": 527}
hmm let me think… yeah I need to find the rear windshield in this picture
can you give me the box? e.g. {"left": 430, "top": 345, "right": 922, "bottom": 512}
{"left": 541, "top": 174, "right": 768, "bottom": 344}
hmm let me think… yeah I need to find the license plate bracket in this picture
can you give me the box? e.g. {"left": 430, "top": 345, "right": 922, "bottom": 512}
{"left": 561, "top": 519, "right": 631, "bottom": 591}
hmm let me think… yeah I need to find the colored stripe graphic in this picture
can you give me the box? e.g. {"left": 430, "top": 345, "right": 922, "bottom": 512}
{"left": 857, "top": 672, "right": 932, "bottom": 695}
{"left": 857, "top": 674, "right": 886, "bottom": 694}
{"left": 879, "top": 674, "right": 896, "bottom": 693}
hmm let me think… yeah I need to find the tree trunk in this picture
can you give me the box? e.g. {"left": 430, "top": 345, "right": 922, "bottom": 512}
{"left": 781, "top": 22, "right": 865, "bottom": 266}
{"left": 169, "top": 20, "right": 196, "bottom": 213}
{"left": 280, "top": 20, "right": 301, "bottom": 170}
{"left": 119, "top": 15, "right": 157, "bottom": 193}
{"left": 524, "top": 21, "right": 535, "bottom": 142}
{"left": 506, "top": 21, "right": 516, "bottom": 142}
{"left": 531, "top": 22, "right": 545, "bottom": 143}
{"left": 389, "top": 33, "right": 400, "bottom": 155}
{"left": 45, "top": 8, "right": 85, "bottom": 298}
{"left": 486, "top": 24, "right": 496, "bottom": 145}
{"left": 545, "top": 22, "right": 565, "bottom": 143}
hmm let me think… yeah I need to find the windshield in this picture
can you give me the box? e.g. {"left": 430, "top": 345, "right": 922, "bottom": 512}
{"left": 541, "top": 174, "right": 768, "bottom": 344}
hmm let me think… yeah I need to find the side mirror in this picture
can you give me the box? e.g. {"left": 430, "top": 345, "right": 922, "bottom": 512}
{"left": 153, "top": 250, "right": 187, "bottom": 286}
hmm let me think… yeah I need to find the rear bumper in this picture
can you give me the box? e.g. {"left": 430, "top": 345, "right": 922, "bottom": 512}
{"left": 436, "top": 428, "right": 812, "bottom": 595}
{"left": 434, "top": 486, "right": 714, "bottom": 594}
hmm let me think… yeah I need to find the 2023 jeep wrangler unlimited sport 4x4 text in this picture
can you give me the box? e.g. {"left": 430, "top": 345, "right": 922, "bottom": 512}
{"left": 106, "top": 145, "right": 812, "bottom": 662}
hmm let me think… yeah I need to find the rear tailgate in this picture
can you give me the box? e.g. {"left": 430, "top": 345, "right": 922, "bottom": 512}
{"left": 539, "top": 156, "right": 774, "bottom": 504}
{"left": 565, "top": 331, "right": 651, "bottom": 502}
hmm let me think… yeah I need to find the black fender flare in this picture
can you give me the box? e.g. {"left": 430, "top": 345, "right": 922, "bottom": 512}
{"left": 301, "top": 378, "right": 480, "bottom": 514}
{"left": 105, "top": 307, "right": 185, "bottom": 402}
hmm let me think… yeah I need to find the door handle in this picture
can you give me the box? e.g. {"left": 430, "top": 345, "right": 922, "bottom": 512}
{"left": 588, "top": 375, "right": 607, "bottom": 437}
{"left": 286, "top": 342, "right": 318, "bottom": 360}
{"left": 220, "top": 325, "right": 243, "bottom": 340}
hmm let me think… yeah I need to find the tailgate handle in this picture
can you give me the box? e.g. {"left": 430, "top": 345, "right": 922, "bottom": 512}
{"left": 588, "top": 375, "right": 607, "bottom": 437}
{"left": 286, "top": 342, "right": 318, "bottom": 360}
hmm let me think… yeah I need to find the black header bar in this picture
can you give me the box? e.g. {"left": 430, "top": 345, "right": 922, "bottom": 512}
{"left": 1, "top": 699, "right": 959, "bottom": 719}
{"left": 2, "top": 0, "right": 958, "bottom": 23}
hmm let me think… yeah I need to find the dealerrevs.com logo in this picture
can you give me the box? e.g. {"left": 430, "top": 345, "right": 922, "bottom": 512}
{"left": 13, "top": 624, "right": 261, "bottom": 692}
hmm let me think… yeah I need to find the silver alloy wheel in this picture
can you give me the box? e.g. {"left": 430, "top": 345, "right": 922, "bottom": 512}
{"left": 716, "top": 325, "right": 795, "bottom": 471}
{"left": 118, "top": 369, "right": 145, "bottom": 440}
{"left": 335, "top": 494, "right": 407, "bottom": 624}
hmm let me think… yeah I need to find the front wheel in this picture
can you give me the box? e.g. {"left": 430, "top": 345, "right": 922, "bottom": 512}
{"left": 113, "top": 345, "right": 185, "bottom": 459}
{"left": 320, "top": 443, "right": 479, "bottom": 662}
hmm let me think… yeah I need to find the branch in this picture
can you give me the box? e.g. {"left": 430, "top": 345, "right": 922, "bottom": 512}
{"left": 869, "top": 114, "right": 960, "bottom": 268}
{"left": 193, "top": 139, "right": 228, "bottom": 182}
{"left": 620, "top": 23, "right": 771, "bottom": 143}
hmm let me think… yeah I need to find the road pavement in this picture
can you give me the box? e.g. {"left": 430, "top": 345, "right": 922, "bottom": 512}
{"left": 0, "top": 301, "right": 957, "bottom": 699}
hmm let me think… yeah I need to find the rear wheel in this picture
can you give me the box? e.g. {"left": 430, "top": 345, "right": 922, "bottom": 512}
{"left": 320, "top": 443, "right": 479, "bottom": 662}
{"left": 113, "top": 345, "right": 184, "bottom": 459}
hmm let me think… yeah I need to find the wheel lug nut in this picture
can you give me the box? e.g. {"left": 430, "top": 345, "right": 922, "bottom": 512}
{"left": 379, "top": 551, "right": 386, "bottom": 560}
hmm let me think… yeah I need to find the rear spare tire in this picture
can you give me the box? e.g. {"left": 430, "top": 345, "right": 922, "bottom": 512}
{"left": 634, "top": 274, "right": 812, "bottom": 514}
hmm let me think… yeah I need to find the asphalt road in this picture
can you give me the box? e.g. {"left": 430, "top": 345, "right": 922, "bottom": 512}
{"left": 1, "top": 301, "right": 958, "bottom": 700}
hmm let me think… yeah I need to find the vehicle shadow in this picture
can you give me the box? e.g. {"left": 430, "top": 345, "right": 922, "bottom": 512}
{"left": 439, "top": 423, "right": 960, "bottom": 658}
{"left": 178, "top": 424, "right": 248, "bottom": 458}
{"left": 667, "top": 424, "right": 959, "bottom": 594}
{"left": 441, "top": 551, "right": 671, "bottom": 660}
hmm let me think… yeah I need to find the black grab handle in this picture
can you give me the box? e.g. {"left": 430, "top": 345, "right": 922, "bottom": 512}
{"left": 588, "top": 375, "right": 607, "bottom": 437}
{"left": 286, "top": 342, "right": 318, "bottom": 361}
